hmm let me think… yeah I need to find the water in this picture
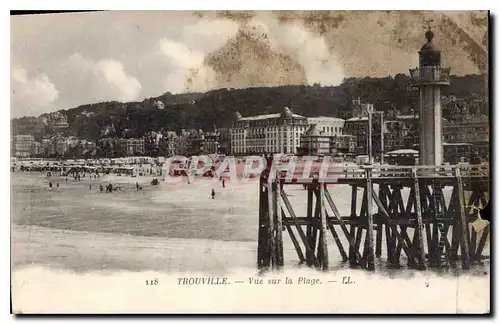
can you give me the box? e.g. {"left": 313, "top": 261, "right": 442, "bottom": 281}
{"left": 11, "top": 172, "right": 489, "bottom": 275}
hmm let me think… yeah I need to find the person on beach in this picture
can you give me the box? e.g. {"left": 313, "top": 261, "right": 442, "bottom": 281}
{"left": 100, "top": 184, "right": 103, "bottom": 193}
{"left": 57, "top": 183, "right": 59, "bottom": 188}
{"left": 49, "top": 182, "right": 53, "bottom": 188}
{"left": 136, "top": 182, "right": 139, "bottom": 191}
{"left": 89, "top": 184, "right": 92, "bottom": 190}
{"left": 211, "top": 189, "right": 215, "bottom": 199}
{"left": 66, "top": 177, "right": 68, "bottom": 182}
{"left": 222, "top": 178, "right": 225, "bottom": 188}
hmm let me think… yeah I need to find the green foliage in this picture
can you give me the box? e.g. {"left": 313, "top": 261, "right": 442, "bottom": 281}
{"left": 11, "top": 74, "right": 488, "bottom": 141}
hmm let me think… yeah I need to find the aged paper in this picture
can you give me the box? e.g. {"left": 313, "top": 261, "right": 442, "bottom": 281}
{"left": 10, "top": 10, "right": 490, "bottom": 314}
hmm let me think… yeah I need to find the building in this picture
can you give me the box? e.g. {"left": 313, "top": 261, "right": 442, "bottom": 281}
{"left": 41, "top": 138, "right": 56, "bottom": 156}
{"left": 12, "top": 135, "right": 35, "bottom": 157}
{"left": 409, "top": 27, "right": 451, "bottom": 165}
{"left": 181, "top": 129, "right": 205, "bottom": 156}
{"left": 344, "top": 113, "right": 384, "bottom": 157}
{"left": 443, "top": 119, "right": 489, "bottom": 143}
{"left": 53, "top": 117, "right": 69, "bottom": 130}
{"left": 55, "top": 137, "right": 70, "bottom": 156}
{"left": 79, "top": 140, "right": 96, "bottom": 153}
{"left": 175, "top": 130, "right": 190, "bottom": 156}
{"left": 160, "top": 131, "right": 178, "bottom": 157}
{"left": 383, "top": 120, "right": 405, "bottom": 152}
{"left": 121, "top": 138, "right": 145, "bottom": 156}
{"left": 306, "top": 117, "right": 345, "bottom": 136}
{"left": 230, "top": 107, "right": 309, "bottom": 155}
{"left": 217, "top": 128, "right": 231, "bottom": 155}
{"left": 202, "top": 131, "right": 220, "bottom": 154}
{"left": 443, "top": 114, "right": 489, "bottom": 161}
{"left": 335, "top": 135, "right": 357, "bottom": 154}
{"left": 396, "top": 114, "right": 420, "bottom": 149}
{"left": 299, "top": 124, "right": 336, "bottom": 155}
{"left": 32, "top": 141, "right": 42, "bottom": 156}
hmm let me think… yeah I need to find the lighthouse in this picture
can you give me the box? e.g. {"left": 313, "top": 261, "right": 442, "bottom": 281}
{"left": 409, "top": 24, "right": 451, "bottom": 166}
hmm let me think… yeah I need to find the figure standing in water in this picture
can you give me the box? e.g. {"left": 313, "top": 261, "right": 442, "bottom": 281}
{"left": 222, "top": 178, "right": 225, "bottom": 188}
{"left": 211, "top": 189, "right": 215, "bottom": 199}
{"left": 56, "top": 183, "right": 59, "bottom": 188}
{"left": 136, "top": 182, "right": 139, "bottom": 191}
{"left": 100, "top": 184, "right": 103, "bottom": 193}
{"left": 89, "top": 184, "right": 92, "bottom": 190}
{"left": 49, "top": 182, "right": 53, "bottom": 188}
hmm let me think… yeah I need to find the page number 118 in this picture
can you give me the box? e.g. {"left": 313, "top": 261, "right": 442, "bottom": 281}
{"left": 146, "top": 278, "right": 159, "bottom": 286}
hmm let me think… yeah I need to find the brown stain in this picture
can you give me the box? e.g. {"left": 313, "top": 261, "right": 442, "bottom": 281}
{"left": 199, "top": 24, "right": 307, "bottom": 91}
{"left": 215, "top": 10, "right": 255, "bottom": 22}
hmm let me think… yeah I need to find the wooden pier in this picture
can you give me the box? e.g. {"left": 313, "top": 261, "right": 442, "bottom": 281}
{"left": 257, "top": 162, "right": 490, "bottom": 271}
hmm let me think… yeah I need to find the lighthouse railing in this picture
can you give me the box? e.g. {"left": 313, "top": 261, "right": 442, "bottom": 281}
{"left": 409, "top": 66, "right": 451, "bottom": 83}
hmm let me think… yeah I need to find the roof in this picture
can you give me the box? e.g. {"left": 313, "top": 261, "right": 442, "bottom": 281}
{"left": 346, "top": 116, "right": 368, "bottom": 121}
{"left": 443, "top": 142, "right": 473, "bottom": 146}
{"left": 397, "top": 115, "right": 419, "bottom": 119}
{"left": 386, "top": 149, "right": 419, "bottom": 155}
{"left": 308, "top": 116, "right": 345, "bottom": 122}
{"left": 240, "top": 113, "right": 305, "bottom": 121}
{"left": 303, "top": 124, "right": 322, "bottom": 137}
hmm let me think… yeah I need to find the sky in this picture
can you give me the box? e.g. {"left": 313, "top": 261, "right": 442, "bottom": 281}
{"left": 10, "top": 10, "right": 488, "bottom": 118}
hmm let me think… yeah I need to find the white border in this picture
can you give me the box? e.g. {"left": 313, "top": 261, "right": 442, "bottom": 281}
{"left": 2, "top": 1, "right": 498, "bottom": 322}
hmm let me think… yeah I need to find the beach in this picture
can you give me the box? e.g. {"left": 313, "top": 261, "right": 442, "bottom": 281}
{"left": 10, "top": 172, "right": 491, "bottom": 313}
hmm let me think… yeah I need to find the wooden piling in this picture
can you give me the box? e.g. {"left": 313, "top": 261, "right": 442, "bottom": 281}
{"left": 319, "top": 183, "right": 329, "bottom": 270}
{"left": 350, "top": 185, "right": 358, "bottom": 266}
{"left": 455, "top": 167, "right": 471, "bottom": 270}
{"left": 412, "top": 169, "right": 427, "bottom": 269}
{"left": 274, "top": 181, "right": 284, "bottom": 268}
{"left": 267, "top": 180, "right": 276, "bottom": 269}
{"left": 474, "top": 226, "right": 490, "bottom": 261}
{"left": 306, "top": 185, "right": 314, "bottom": 266}
{"left": 257, "top": 179, "right": 269, "bottom": 268}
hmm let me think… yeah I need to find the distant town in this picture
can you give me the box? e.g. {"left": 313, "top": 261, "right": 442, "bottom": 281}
{"left": 11, "top": 93, "right": 489, "bottom": 165}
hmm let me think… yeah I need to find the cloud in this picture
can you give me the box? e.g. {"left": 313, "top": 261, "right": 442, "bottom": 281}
{"left": 11, "top": 66, "right": 59, "bottom": 118}
{"left": 158, "top": 38, "right": 218, "bottom": 94}
{"left": 182, "top": 19, "right": 239, "bottom": 52}
{"left": 271, "top": 22, "right": 345, "bottom": 86}
{"left": 153, "top": 18, "right": 240, "bottom": 94}
{"left": 94, "top": 60, "right": 142, "bottom": 102}
{"left": 52, "top": 53, "right": 142, "bottom": 109}
{"left": 159, "top": 39, "right": 205, "bottom": 70}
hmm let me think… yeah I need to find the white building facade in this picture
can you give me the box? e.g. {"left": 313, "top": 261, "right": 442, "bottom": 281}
{"left": 230, "top": 108, "right": 348, "bottom": 155}
{"left": 307, "top": 117, "right": 345, "bottom": 136}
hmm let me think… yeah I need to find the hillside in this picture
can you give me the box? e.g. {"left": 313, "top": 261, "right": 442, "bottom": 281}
{"left": 11, "top": 73, "right": 488, "bottom": 141}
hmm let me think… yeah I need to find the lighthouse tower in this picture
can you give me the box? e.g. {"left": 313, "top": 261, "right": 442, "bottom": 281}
{"left": 409, "top": 25, "right": 451, "bottom": 166}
